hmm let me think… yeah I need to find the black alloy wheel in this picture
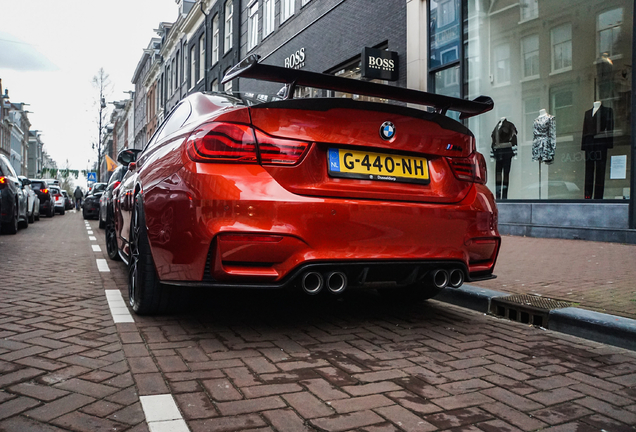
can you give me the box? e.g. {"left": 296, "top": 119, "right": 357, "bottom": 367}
{"left": 28, "top": 207, "right": 35, "bottom": 224}
{"left": 105, "top": 208, "right": 120, "bottom": 261}
{"left": 128, "top": 193, "right": 168, "bottom": 315}
{"left": 1, "top": 201, "right": 19, "bottom": 234}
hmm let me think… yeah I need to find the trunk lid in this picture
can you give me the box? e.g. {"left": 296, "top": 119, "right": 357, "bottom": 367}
{"left": 249, "top": 99, "right": 476, "bottom": 204}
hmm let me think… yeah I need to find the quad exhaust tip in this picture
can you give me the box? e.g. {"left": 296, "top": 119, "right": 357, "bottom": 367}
{"left": 432, "top": 269, "right": 449, "bottom": 289}
{"left": 449, "top": 269, "right": 464, "bottom": 288}
{"left": 326, "top": 272, "right": 347, "bottom": 294}
{"left": 301, "top": 272, "right": 324, "bottom": 295}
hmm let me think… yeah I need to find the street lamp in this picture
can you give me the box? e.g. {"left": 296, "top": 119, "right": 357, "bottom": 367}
{"left": 97, "top": 96, "right": 106, "bottom": 181}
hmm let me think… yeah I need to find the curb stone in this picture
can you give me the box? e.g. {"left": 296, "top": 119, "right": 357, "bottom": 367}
{"left": 436, "top": 284, "right": 636, "bottom": 351}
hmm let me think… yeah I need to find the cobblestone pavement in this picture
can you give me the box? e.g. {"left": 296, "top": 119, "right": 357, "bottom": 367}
{"left": 470, "top": 236, "right": 636, "bottom": 320}
{"left": 1, "top": 213, "right": 636, "bottom": 431}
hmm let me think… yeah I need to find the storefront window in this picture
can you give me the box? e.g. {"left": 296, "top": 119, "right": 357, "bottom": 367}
{"left": 466, "top": 0, "right": 632, "bottom": 200}
{"left": 430, "top": 0, "right": 461, "bottom": 69}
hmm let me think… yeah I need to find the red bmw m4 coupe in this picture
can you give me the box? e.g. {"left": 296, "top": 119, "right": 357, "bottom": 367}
{"left": 112, "top": 56, "right": 500, "bottom": 315}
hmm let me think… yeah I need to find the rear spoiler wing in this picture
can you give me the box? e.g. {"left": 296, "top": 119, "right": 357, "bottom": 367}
{"left": 222, "top": 55, "right": 493, "bottom": 120}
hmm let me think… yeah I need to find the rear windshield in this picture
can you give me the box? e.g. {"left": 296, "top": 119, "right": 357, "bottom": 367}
{"left": 31, "top": 182, "right": 43, "bottom": 190}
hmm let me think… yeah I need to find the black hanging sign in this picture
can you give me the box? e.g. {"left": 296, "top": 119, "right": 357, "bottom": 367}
{"left": 362, "top": 47, "right": 399, "bottom": 81}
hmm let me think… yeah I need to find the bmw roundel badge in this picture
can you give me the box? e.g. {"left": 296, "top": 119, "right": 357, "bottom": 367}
{"left": 379, "top": 121, "right": 395, "bottom": 140}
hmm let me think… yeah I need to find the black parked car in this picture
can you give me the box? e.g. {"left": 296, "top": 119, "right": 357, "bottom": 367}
{"left": 0, "top": 154, "right": 28, "bottom": 234}
{"left": 83, "top": 182, "right": 107, "bottom": 220}
{"left": 99, "top": 161, "right": 134, "bottom": 229}
{"left": 30, "top": 179, "right": 55, "bottom": 217}
{"left": 62, "top": 190, "right": 73, "bottom": 210}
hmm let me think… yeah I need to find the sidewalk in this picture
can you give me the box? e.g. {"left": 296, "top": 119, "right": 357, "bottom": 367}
{"left": 469, "top": 235, "right": 636, "bottom": 320}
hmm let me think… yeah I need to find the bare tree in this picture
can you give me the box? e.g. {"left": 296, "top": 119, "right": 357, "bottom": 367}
{"left": 92, "top": 68, "right": 111, "bottom": 182}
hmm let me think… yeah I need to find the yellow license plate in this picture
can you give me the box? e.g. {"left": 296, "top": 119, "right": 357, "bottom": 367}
{"left": 328, "top": 148, "right": 429, "bottom": 184}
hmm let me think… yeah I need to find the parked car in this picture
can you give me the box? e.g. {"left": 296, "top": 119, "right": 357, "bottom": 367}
{"left": 42, "top": 178, "right": 60, "bottom": 187}
{"left": 0, "top": 154, "right": 29, "bottom": 233}
{"left": 62, "top": 190, "right": 73, "bottom": 210}
{"left": 104, "top": 150, "right": 141, "bottom": 258}
{"left": 50, "top": 186, "right": 66, "bottom": 215}
{"left": 112, "top": 57, "right": 500, "bottom": 315}
{"left": 83, "top": 182, "right": 106, "bottom": 220}
{"left": 19, "top": 176, "right": 39, "bottom": 223}
{"left": 99, "top": 165, "right": 128, "bottom": 229}
{"left": 30, "top": 179, "right": 55, "bottom": 217}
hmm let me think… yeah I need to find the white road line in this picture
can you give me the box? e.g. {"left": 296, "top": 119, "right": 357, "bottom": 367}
{"left": 87, "top": 231, "right": 94, "bottom": 235}
{"left": 105, "top": 290, "right": 134, "bottom": 323}
{"left": 96, "top": 259, "right": 110, "bottom": 272}
{"left": 89, "top": 236, "right": 97, "bottom": 241}
{"left": 92, "top": 245, "right": 101, "bottom": 252}
{"left": 140, "top": 395, "right": 189, "bottom": 432}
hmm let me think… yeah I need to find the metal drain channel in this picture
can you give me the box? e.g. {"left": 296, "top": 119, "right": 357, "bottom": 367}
{"left": 490, "top": 294, "right": 572, "bottom": 327}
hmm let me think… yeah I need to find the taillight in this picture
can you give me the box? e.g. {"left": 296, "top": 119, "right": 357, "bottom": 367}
{"left": 254, "top": 130, "right": 309, "bottom": 165}
{"left": 0, "top": 176, "right": 6, "bottom": 188}
{"left": 186, "top": 122, "right": 310, "bottom": 166}
{"left": 186, "top": 122, "right": 258, "bottom": 163}
{"left": 41, "top": 188, "right": 48, "bottom": 194}
{"left": 447, "top": 152, "right": 487, "bottom": 184}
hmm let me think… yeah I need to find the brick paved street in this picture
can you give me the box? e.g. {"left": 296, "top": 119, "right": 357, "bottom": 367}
{"left": 471, "top": 236, "right": 636, "bottom": 320}
{"left": 1, "top": 213, "right": 636, "bottom": 431}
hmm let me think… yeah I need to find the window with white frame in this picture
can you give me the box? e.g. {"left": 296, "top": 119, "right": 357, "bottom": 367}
{"left": 247, "top": 2, "right": 259, "bottom": 51}
{"left": 521, "top": 34, "right": 540, "bottom": 79}
{"left": 175, "top": 50, "right": 180, "bottom": 89}
{"left": 263, "top": 0, "right": 274, "bottom": 37}
{"left": 198, "top": 34, "right": 205, "bottom": 82}
{"left": 166, "top": 65, "right": 172, "bottom": 95}
{"left": 211, "top": 79, "right": 218, "bottom": 92}
{"left": 171, "top": 58, "right": 176, "bottom": 92}
{"left": 519, "top": 0, "right": 538, "bottom": 22}
{"left": 597, "top": 8, "right": 623, "bottom": 58}
{"left": 212, "top": 15, "right": 219, "bottom": 64}
{"left": 493, "top": 43, "right": 510, "bottom": 85}
{"left": 281, "top": 0, "right": 294, "bottom": 23}
{"left": 190, "top": 45, "right": 196, "bottom": 88}
{"left": 224, "top": 0, "right": 233, "bottom": 53}
{"left": 302, "top": 0, "right": 311, "bottom": 5}
{"left": 551, "top": 23, "right": 572, "bottom": 72}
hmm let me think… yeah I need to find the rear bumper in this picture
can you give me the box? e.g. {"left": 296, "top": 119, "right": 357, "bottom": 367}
{"left": 142, "top": 165, "right": 500, "bottom": 285}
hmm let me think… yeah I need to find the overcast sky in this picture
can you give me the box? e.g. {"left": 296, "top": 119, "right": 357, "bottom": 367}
{"left": 0, "top": 0, "right": 178, "bottom": 179}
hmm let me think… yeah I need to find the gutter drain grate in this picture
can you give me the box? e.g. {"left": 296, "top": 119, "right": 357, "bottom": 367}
{"left": 490, "top": 294, "right": 572, "bottom": 327}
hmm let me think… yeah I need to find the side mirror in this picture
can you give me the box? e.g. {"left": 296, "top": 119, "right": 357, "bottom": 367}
{"left": 117, "top": 148, "right": 142, "bottom": 166}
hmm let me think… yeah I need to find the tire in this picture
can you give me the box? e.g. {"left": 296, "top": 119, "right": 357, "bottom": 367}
{"left": 28, "top": 210, "right": 35, "bottom": 224}
{"left": 60, "top": 207, "right": 65, "bottom": 215}
{"left": 1, "top": 202, "right": 19, "bottom": 235}
{"left": 99, "top": 213, "right": 105, "bottom": 229}
{"left": 48, "top": 205, "right": 55, "bottom": 217}
{"left": 105, "top": 208, "right": 121, "bottom": 262}
{"left": 83, "top": 209, "right": 89, "bottom": 220}
{"left": 128, "top": 193, "right": 170, "bottom": 315}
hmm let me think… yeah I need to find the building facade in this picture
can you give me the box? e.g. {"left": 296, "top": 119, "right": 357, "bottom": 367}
{"left": 235, "top": 0, "right": 407, "bottom": 95}
{"left": 414, "top": 0, "right": 635, "bottom": 243}
{"left": 27, "top": 131, "right": 44, "bottom": 178}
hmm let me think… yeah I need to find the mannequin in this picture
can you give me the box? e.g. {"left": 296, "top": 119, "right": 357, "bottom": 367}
{"left": 532, "top": 110, "right": 556, "bottom": 199}
{"left": 532, "top": 109, "right": 556, "bottom": 164}
{"left": 581, "top": 101, "right": 614, "bottom": 199}
{"left": 490, "top": 117, "right": 518, "bottom": 199}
